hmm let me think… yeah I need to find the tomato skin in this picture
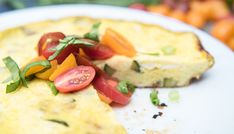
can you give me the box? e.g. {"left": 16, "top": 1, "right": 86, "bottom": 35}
{"left": 82, "top": 44, "right": 114, "bottom": 60}
{"left": 54, "top": 66, "right": 96, "bottom": 93}
{"left": 92, "top": 74, "right": 131, "bottom": 105}
{"left": 38, "top": 32, "right": 65, "bottom": 55}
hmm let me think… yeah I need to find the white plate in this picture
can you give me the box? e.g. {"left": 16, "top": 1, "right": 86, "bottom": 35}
{"left": 1, "top": 4, "right": 234, "bottom": 134}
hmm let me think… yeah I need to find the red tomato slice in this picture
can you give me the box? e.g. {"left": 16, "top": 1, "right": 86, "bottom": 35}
{"left": 74, "top": 53, "right": 102, "bottom": 73}
{"left": 82, "top": 44, "right": 114, "bottom": 60}
{"left": 38, "top": 32, "right": 65, "bottom": 55}
{"left": 92, "top": 73, "right": 131, "bottom": 105}
{"left": 38, "top": 32, "right": 80, "bottom": 64}
{"left": 54, "top": 66, "right": 96, "bottom": 93}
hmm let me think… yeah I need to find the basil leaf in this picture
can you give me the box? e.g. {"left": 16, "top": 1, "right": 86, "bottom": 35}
{"left": 48, "top": 35, "right": 94, "bottom": 60}
{"left": 47, "top": 119, "right": 69, "bottom": 127}
{"left": 2, "top": 57, "right": 22, "bottom": 93}
{"left": 84, "top": 22, "right": 101, "bottom": 41}
{"left": 150, "top": 89, "right": 160, "bottom": 106}
{"left": 47, "top": 81, "right": 59, "bottom": 96}
{"left": 21, "top": 60, "right": 51, "bottom": 78}
{"left": 117, "top": 81, "right": 136, "bottom": 94}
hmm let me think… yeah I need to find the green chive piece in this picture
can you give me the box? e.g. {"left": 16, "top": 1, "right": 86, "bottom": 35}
{"left": 139, "top": 52, "right": 160, "bottom": 56}
{"left": 2, "top": 56, "right": 22, "bottom": 93}
{"left": 117, "top": 81, "right": 136, "bottom": 94}
{"left": 103, "top": 64, "right": 116, "bottom": 76}
{"left": 84, "top": 22, "right": 101, "bottom": 41}
{"left": 47, "top": 81, "right": 59, "bottom": 96}
{"left": 163, "top": 78, "right": 177, "bottom": 87}
{"left": 161, "top": 45, "right": 176, "bottom": 55}
{"left": 47, "top": 119, "right": 69, "bottom": 127}
{"left": 48, "top": 35, "right": 95, "bottom": 60}
{"left": 131, "top": 60, "right": 141, "bottom": 73}
{"left": 150, "top": 89, "right": 160, "bottom": 106}
{"left": 168, "top": 90, "right": 180, "bottom": 103}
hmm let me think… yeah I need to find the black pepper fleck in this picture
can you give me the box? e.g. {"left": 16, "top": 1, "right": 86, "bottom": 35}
{"left": 152, "top": 112, "right": 163, "bottom": 119}
{"left": 152, "top": 114, "right": 158, "bottom": 119}
{"left": 160, "top": 103, "right": 167, "bottom": 107}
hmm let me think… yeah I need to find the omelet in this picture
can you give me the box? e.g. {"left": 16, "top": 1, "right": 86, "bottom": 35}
{"left": 0, "top": 16, "right": 214, "bottom": 134}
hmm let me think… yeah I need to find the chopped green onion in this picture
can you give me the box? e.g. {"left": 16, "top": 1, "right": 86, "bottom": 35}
{"left": 168, "top": 90, "right": 180, "bottom": 103}
{"left": 48, "top": 35, "right": 95, "bottom": 60}
{"left": 47, "top": 119, "right": 69, "bottom": 127}
{"left": 84, "top": 22, "right": 101, "bottom": 41}
{"left": 139, "top": 52, "right": 160, "bottom": 56}
{"left": 47, "top": 81, "right": 59, "bottom": 96}
{"left": 2, "top": 56, "right": 22, "bottom": 93}
{"left": 104, "top": 64, "right": 116, "bottom": 76}
{"left": 163, "top": 78, "right": 177, "bottom": 87}
{"left": 150, "top": 89, "right": 160, "bottom": 106}
{"left": 117, "top": 81, "right": 136, "bottom": 94}
{"left": 131, "top": 60, "right": 141, "bottom": 73}
{"left": 161, "top": 45, "right": 176, "bottom": 55}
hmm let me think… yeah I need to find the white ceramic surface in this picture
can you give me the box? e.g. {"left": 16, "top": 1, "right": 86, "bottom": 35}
{"left": 0, "top": 5, "right": 234, "bottom": 134}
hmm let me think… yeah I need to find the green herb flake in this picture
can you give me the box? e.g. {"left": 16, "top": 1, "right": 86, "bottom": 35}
{"left": 48, "top": 35, "right": 94, "bottom": 60}
{"left": 47, "top": 119, "right": 69, "bottom": 127}
{"left": 161, "top": 45, "right": 176, "bottom": 55}
{"left": 139, "top": 52, "right": 160, "bottom": 56}
{"left": 47, "top": 81, "right": 59, "bottom": 96}
{"left": 131, "top": 60, "right": 141, "bottom": 73}
{"left": 168, "top": 90, "right": 180, "bottom": 103}
{"left": 117, "top": 81, "right": 136, "bottom": 94}
{"left": 163, "top": 78, "right": 177, "bottom": 87}
{"left": 84, "top": 22, "right": 101, "bottom": 41}
{"left": 104, "top": 64, "right": 116, "bottom": 76}
{"left": 2, "top": 57, "right": 22, "bottom": 93}
{"left": 150, "top": 89, "right": 160, "bottom": 106}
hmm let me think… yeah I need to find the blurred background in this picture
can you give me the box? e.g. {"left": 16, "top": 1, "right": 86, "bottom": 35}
{"left": 0, "top": 0, "right": 233, "bottom": 50}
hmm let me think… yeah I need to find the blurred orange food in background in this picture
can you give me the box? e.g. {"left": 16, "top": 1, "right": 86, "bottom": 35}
{"left": 130, "top": 0, "right": 234, "bottom": 51}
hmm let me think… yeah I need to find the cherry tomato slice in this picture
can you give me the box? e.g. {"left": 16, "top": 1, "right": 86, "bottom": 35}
{"left": 38, "top": 32, "right": 80, "bottom": 64}
{"left": 54, "top": 66, "right": 96, "bottom": 93}
{"left": 38, "top": 32, "right": 65, "bottom": 55}
{"left": 82, "top": 44, "right": 114, "bottom": 60}
{"left": 92, "top": 73, "right": 131, "bottom": 105}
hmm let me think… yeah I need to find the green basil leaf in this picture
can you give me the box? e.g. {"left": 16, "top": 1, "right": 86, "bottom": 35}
{"left": 139, "top": 52, "right": 160, "bottom": 56}
{"left": 47, "top": 119, "right": 69, "bottom": 127}
{"left": 84, "top": 22, "right": 101, "bottom": 41}
{"left": 2, "top": 56, "right": 22, "bottom": 93}
{"left": 21, "top": 60, "right": 51, "bottom": 77}
{"left": 47, "top": 81, "right": 59, "bottom": 96}
{"left": 48, "top": 35, "right": 94, "bottom": 60}
{"left": 117, "top": 81, "right": 136, "bottom": 94}
{"left": 150, "top": 89, "right": 160, "bottom": 106}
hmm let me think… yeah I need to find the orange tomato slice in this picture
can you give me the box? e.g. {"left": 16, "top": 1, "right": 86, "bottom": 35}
{"left": 101, "top": 28, "right": 136, "bottom": 57}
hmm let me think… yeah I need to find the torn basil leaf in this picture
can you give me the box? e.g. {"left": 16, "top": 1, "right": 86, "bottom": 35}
{"left": 84, "top": 22, "right": 101, "bottom": 41}
{"left": 21, "top": 60, "right": 51, "bottom": 77}
{"left": 47, "top": 81, "right": 59, "bottom": 96}
{"left": 48, "top": 35, "right": 95, "bottom": 60}
{"left": 131, "top": 60, "right": 141, "bottom": 73}
{"left": 161, "top": 45, "right": 176, "bottom": 55}
{"left": 47, "top": 119, "right": 69, "bottom": 127}
{"left": 2, "top": 56, "right": 22, "bottom": 93}
{"left": 150, "top": 89, "right": 160, "bottom": 106}
{"left": 117, "top": 81, "right": 136, "bottom": 94}
{"left": 104, "top": 64, "right": 116, "bottom": 76}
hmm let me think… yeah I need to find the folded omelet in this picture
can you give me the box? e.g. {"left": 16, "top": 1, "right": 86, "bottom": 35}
{"left": 0, "top": 16, "right": 214, "bottom": 134}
